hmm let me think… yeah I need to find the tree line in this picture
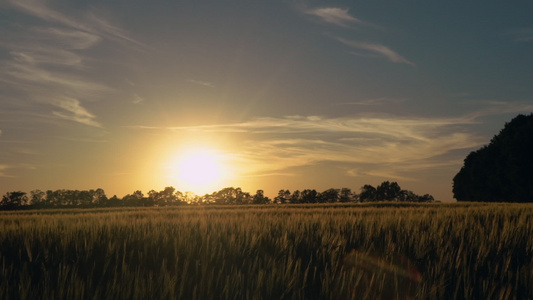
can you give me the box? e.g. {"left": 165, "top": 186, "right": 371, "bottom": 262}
{"left": 1, "top": 181, "right": 434, "bottom": 210}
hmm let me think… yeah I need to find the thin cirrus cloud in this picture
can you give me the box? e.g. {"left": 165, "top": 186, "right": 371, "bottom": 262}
{"left": 7, "top": 0, "right": 143, "bottom": 47}
{"left": 305, "top": 7, "right": 363, "bottom": 27}
{"left": 2, "top": 0, "right": 143, "bottom": 128}
{"left": 336, "top": 37, "right": 415, "bottom": 65}
{"left": 508, "top": 28, "right": 533, "bottom": 42}
{"left": 0, "top": 165, "right": 13, "bottom": 178}
{"left": 129, "top": 98, "right": 533, "bottom": 179}
{"left": 127, "top": 114, "right": 485, "bottom": 178}
{"left": 51, "top": 98, "right": 102, "bottom": 128}
{"left": 187, "top": 79, "right": 216, "bottom": 88}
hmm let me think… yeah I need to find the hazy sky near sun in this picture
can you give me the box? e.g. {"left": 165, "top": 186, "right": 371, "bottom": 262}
{"left": 1, "top": 0, "right": 532, "bottom": 201}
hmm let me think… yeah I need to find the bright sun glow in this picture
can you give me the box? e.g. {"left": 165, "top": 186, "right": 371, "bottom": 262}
{"left": 168, "top": 148, "right": 231, "bottom": 195}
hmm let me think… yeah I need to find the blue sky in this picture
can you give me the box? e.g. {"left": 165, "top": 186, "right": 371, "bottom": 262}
{"left": 1, "top": 0, "right": 532, "bottom": 200}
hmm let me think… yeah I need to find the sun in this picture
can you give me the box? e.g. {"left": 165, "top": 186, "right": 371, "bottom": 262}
{"left": 168, "top": 148, "right": 231, "bottom": 194}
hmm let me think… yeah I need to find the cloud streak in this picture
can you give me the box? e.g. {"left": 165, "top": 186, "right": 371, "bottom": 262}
{"left": 128, "top": 99, "right": 533, "bottom": 182}
{"left": 127, "top": 114, "right": 483, "bottom": 179}
{"left": 508, "top": 28, "right": 533, "bottom": 42}
{"left": 51, "top": 98, "right": 101, "bottom": 128}
{"left": 336, "top": 37, "right": 415, "bottom": 65}
{"left": 188, "top": 79, "right": 215, "bottom": 88}
{"left": 1, "top": 0, "right": 144, "bottom": 128}
{"left": 305, "top": 7, "right": 363, "bottom": 27}
{"left": 0, "top": 165, "right": 14, "bottom": 178}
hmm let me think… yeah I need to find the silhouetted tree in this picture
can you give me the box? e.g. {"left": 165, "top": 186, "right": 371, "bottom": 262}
{"left": 291, "top": 190, "right": 301, "bottom": 204}
{"left": 147, "top": 190, "right": 159, "bottom": 206}
{"left": 1, "top": 191, "right": 27, "bottom": 208}
{"left": 252, "top": 190, "right": 270, "bottom": 204}
{"left": 453, "top": 114, "right": 533, "bottom": 202}
{"left": 108, "top": 195, "right": 121, "bottom": 206}
{"left": 158, "top": 186, "right": 177, "bottom": 205}
{"left": 359, "top": 185, "right": 377, "bottom": 202}
{"left": 275, "top": 190, "right": 290, "bottom": 204}
{"left": 30, "top": 189, "right": 45, "bottom": 206}
{"left": 376, "top": 181, "right": 402, "bottom": 201}
{"left": 418, "top": 194, "right": 435, "bottom": 202}
{"left": 78, "top": 190, "right": 93, "bottom": 206}
{"left": 181, "top": 191, "right": 198, "bottom": 204}
{"left": 398, "top": 190, "right": 418, "bottom": 202}
{"left": 123, "top": 190, "right": 144, "bottom": 206}
{"left": 339, "top": 188, "right": 353, "bottom": 202}
{"left": 358, "top": 182, "right": 434, "bottom": 202}
{"left": 92, "top": 188, "right": 108, "bottom": 205}
{"left": 319, "top": 188, "right": 340, "bottom": 203}
{"left": 301, "top": 189, "right": 318, "bottom": 203}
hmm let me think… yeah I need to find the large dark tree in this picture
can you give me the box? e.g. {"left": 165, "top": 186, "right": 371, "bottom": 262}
{"left": 453, "top": 113, "right": 533, "bottom": 202}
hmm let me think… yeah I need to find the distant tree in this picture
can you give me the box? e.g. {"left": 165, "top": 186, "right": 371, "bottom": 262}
{"left": 1, "top": 191, "right": 28, "bottom": 208}
{"left": 359, "top": 185, "right": 377, "bottom": 202}
{"left": 45, "top": 189, "right": 69, "bottom": 206}
{"left": 30, "top": 189, "right": 46, "bottom": 206}
{"left": 291, "top": 190, "right": 301, "bottom": 204}
{"left": 181, "top": 191, "right": 198, "bottom": 204}
{"left": 398, "top": 190, "right": 419, "bottom": 202}
{"left": 209, "top": 187, "right": 250, "bottom": 204}
{"left": 376, "top": 181, "right": 402, "bottom": 201}
{"left": 78, "top": 190, "right": 93, "bottom": 206}
{"left": 339, "top": 188, "right": 353, "bottom": 202}
{"left": 123, "top": 190, "right": 144, "bottom": 206}
{"left": 319, "top": 188, "right": 340, "bottom": 203}
{"left": 45, "top": 190, "right": 56, "bottom": 205}
{"left": 92, "top": 188, "right": 108, "bottom": 205}
{"left": 234, "top": 188, "right": 251, "bottom": 204}
{"left": 453, "top": 114, "right": 533, "bottom": 202}
{"left": 108, "top": 195, "right": 121, "bottom": 206}
{"left": 252, "top": 190, "right": 269, "bottom": 204}
{"left": 358, "top": 182, "right": 434, "bottom": 202}
{"left": 275, "top": 190, "right": 291, "bottom": 204}
{"left": 301, "top": 189, "right": 318, "bottom": 203}
{"left": 159, "top": 186, "right": 177, "bottom": 205}
{"left": 147, "top": 190, "right": 159, "bottom": 206}
{"left": 418, "top": 194, "right": 435, "bottom": 202}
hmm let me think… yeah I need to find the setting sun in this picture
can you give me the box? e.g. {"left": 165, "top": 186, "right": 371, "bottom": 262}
{"left": 168, "top": 148, "right": 232, "bottom": 195}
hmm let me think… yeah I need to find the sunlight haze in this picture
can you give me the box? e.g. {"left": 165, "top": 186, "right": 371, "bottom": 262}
{"left": 1, "top": 1, "right": 532, "bottom": 201}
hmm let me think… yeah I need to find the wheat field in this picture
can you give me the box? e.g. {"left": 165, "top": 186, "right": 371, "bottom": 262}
{"left": 1, "top": 203, "right": 532, "bottom": 299}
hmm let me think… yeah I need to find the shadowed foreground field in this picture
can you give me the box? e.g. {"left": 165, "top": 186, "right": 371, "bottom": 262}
{"left": 1, "top": 203, "right": 532, "bottom": 299}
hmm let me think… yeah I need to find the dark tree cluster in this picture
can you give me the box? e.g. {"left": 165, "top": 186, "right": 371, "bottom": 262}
{"left": 1, "top": 188, "right": 108, "bottom": 209}
{"left": 1, "top": 181, "right": 433, "bottom": 210}
{"left": 357, "top": 181, "right": 434, "bottom": 202}
{"left": 274, "top": 182, "right": 433, "bottom": 204}
{"left": 453, "top": 114, "right": 533, "bottom": 202}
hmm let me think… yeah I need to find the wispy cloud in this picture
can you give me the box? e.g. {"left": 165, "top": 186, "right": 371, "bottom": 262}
{"left": 459, "top": 100, "right": 533, "bottom": 119}
{"left": 187, "top": 79, "right": 215, "bottom": 88}
{"left": 508, "top": 28, "right": 533, "bottom": 42}
{"left": 7, "top": 0, "right": 144, "bottom": 47}
{"left": 1, "top": 0, "right": 144, "bottom": 129}
{"left": 334, "top": 97, "right": 405, "bottom": 106}
{"left": 336, "top": 37, "right": 415, "bottom": 65}
{"left": 305, "top": 7, "right": 363, "bottom": 27}
{"left": 51, "top": 98, "right": 101, "bottom": 128}
{"left": 0, "top": 165, "right": 15, "bottom": 178}
{"left": 127, "top": 100, "right": 533, "bottom": 181}
{"left": 8, "top": 0, "right": 90, "bottom": 32}
{"left": 126, "top": 114, "right": 484, "bottom": 178}
{"left": 132, "top": 94, "right": 144, "bottom": 104}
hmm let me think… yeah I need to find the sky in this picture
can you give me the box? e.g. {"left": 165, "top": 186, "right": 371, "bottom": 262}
{"left": 1, "top": 0, "right": 532, "bottom": 201}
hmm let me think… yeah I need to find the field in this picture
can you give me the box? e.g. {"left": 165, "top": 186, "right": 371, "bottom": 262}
{"left": 1, "top": 203, "right": 532, "bottom": 299}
